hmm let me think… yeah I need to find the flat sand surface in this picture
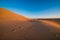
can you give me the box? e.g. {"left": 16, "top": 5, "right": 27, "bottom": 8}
{"left": 0, "top": 19, "right": 60, "bottom": 40}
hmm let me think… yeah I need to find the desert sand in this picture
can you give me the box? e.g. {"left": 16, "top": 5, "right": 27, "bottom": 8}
{"left": 0, "top": 8, "right": 60, "bottom": 40}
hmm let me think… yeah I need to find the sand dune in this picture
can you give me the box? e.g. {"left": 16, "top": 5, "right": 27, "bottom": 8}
{"left": 0, "top": 8, "right": 28, "bottom": 22}
{"left": 39, "top": 20, "right": 60, "bottom": 28}
{"left": 0, "top": 8, "right": 60, "bottom": 40}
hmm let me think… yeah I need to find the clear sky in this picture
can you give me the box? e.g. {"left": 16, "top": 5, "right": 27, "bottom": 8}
{"left": 0, "top": 0, "right": 60, "bottom": 18}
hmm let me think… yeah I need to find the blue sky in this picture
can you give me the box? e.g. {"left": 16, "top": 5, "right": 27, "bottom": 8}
{"left": 0, "top": 0, "right": 60, "bottom": 18}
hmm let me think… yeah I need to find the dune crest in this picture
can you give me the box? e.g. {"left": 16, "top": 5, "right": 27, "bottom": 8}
{"left": 0, "top": 8, "right": 28, "bottom": 22}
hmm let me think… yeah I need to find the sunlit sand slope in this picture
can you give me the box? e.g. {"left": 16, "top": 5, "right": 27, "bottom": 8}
{"left": 0, "top": 8, "right": 28, "bottom": 22}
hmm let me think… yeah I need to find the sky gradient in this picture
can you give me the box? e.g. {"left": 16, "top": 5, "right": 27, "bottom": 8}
{"left": 0, "top": 0, "right": 60, "bottom": 18}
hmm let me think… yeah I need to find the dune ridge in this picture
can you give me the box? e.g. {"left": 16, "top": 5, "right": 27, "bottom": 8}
{"left": 0, "top": 8, "right": 28, "bottom": 22}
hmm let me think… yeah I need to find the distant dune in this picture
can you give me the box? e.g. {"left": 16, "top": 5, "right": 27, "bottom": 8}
{"left": 0, "top": 8, "right": 60, "bottom": 40}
